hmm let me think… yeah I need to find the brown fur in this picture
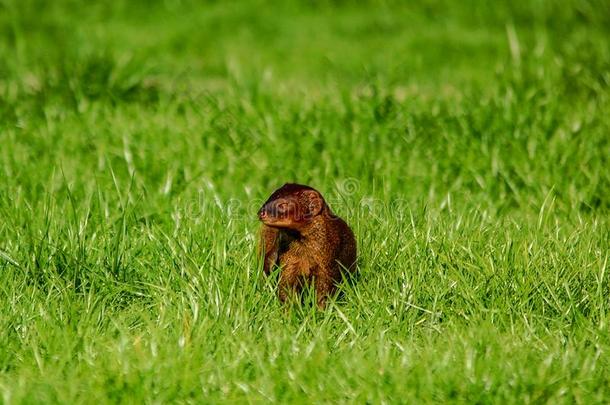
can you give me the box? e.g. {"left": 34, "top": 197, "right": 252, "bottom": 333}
{"left": 258, "top": 183, "right": 357, "bottom": 308}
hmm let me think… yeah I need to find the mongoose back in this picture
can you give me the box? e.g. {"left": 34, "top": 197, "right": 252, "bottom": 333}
{"left": 257, "top": 183, "right": 357, "bottom": 307}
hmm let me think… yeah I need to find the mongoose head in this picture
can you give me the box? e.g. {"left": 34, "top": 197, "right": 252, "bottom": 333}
{"left": 258, "top": 183, "right": 325, "bottom": 230}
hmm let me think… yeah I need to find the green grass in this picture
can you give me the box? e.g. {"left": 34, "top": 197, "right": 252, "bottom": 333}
{"left": 1, "top": 0, "right": 609, "bottom": 403}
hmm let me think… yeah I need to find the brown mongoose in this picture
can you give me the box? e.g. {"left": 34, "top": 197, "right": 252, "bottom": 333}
{"left": 257, "top": 183, "right": 357, "bottom": 307}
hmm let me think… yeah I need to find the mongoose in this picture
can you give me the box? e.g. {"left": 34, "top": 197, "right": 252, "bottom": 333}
{"left": 257, "top": 183, "right": 357, "bottom": 307}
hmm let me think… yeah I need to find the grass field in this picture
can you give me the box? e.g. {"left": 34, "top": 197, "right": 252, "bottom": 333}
{"left": 1, "top": 0, "right": 609, "bottom": 403}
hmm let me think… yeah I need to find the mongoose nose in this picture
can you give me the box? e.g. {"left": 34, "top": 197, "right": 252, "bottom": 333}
{"left": 258, "top": 208, "right": 267, "bottom": 220}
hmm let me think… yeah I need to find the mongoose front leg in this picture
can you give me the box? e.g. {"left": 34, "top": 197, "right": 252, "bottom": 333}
{"left": 259, "top": 225, "right": 279, "bottom": 275}
{"left": 278, "top": 266, "right": 302, "bottom": 303}
{"left": 314, "top": 273, "right": 335, "bottom": 309}
{"left": 277, "top": 257, "right": 312, "bottom": 303}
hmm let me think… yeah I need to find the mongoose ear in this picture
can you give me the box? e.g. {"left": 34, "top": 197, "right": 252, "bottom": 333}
{"left": 303, "top": 190, "right": 323, "bottom": 217}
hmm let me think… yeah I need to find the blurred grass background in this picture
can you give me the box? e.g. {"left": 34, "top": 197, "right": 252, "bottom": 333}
{"left": 0, "top": 0, "right": 609, "bottom": 403}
